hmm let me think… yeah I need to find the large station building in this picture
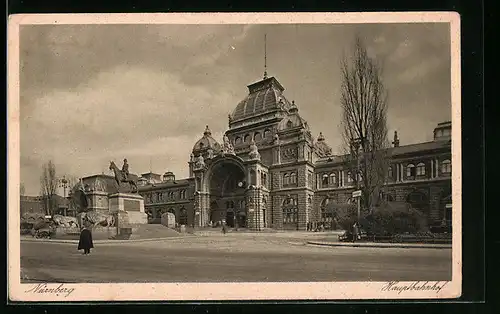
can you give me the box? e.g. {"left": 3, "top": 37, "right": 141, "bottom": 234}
{"left": 135, "top": 75, "right": 452, "bottom": 231}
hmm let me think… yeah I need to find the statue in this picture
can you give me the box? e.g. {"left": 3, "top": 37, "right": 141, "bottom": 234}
{"left": 273, "top": 133, "right": 280, "bottom": 145}
{"left": 109, "top": 160, "right": 139, "bottom": 193}
{"left": 222, "top": 134, "right": 235, "bottom": 155}
{"left": 248, "top": 139, "right": 261, "bottom": 161}
{"left": 207, "top": 148, "right": 214, "bottom": 159}
{"left": 122, "top": 158, "right": 129, "bottom": 181}
{"left": 80, "top": 211, "right": 115, "bottom": 228}
{"left": 194, "top": 154, "right": 205, "bottom": 169}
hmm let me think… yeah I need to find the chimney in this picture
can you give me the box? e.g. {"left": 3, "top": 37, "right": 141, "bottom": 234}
{"left": 392, "top": 131, "right": 400, "bottom": 147}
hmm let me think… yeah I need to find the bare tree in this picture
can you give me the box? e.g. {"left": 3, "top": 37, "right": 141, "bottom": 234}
{"left": 40, "top": 160, "right": 58, "bottom": 216}
{"left": 339, "top": 36, "right": 390, "bottom": 211}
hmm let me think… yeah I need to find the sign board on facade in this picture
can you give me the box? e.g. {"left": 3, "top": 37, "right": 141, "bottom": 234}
{"left": 352, "top": 190, "right": 362, "bottom": 198}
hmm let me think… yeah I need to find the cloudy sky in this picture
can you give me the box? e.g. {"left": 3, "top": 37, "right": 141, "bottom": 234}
{"left": 19, "top": 22, "right": 451, "bottom": 196}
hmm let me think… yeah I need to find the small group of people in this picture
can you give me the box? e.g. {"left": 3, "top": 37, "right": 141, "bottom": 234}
{"left": 307, "top": 221, "right": 334, "bottom": 232}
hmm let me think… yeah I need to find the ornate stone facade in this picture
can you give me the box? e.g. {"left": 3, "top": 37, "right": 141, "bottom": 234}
{"left": 135, "top": 76, "right": 452, "bottom": 231}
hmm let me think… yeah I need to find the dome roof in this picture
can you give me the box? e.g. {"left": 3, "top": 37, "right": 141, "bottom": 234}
{"left": 230, "top": 77, "right": 293, "bottom": 122}
{"left": 192, "top": 125, "right": 221, "bottom": 155}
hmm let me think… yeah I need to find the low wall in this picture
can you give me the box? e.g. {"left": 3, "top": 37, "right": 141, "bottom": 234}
{"left": 53, "top": 226, "right": 119, "bottom": 240}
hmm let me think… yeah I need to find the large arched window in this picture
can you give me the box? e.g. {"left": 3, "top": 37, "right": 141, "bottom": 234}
{"left": 179, "top": 207, "right": 188, "bottom": 225}
{"left": 282, "top": 197, "right": 298, "bottom": 229}
{"left": 328, "top": 173, "right": 336, "bottom": 185}
{"left": 254, "top": 132, "right": 262, "bottom": 142}
{"left": 263, "top": 129, "right": 271, "bottom": 140}
{"left": 406, "top": 164, "right": 416, "bottom": 178}
{"left": 387, "top": 166, "right": 393, "bottom": 179}
{"left": 416, "top": 163, "right": 426, "bottom": 176}
{"left": 322, "top": 174, "right": 329, "bottom": 188}
{"left": 441, "top": 159, "right": 451, "bottom": 174}
{"left": 290, "top": 172, "right": 297, "bottom": 185}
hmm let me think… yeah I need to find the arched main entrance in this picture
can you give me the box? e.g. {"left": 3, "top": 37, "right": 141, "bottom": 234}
{"left": 205, "top": 158, "right": 247, "bottom": 228}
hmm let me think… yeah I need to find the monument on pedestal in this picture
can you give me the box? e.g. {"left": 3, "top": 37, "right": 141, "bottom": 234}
{"left": 108, "top": 160, "right": 148, "bottom": 226}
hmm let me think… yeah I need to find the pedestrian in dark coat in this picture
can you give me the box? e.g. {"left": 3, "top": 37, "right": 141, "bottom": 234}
{"left": 78, "top": 226, "right": 94, "bottom": 255}
{"left": 352, "top": 222, "right": 360, "bottom": 243}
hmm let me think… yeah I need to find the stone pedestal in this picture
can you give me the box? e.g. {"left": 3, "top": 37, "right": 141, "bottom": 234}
{"left": 109, "top": 193, "right": 147, "bottom": 225}
{"left": 86, "top": 191, "right": 109, "bottom": 212}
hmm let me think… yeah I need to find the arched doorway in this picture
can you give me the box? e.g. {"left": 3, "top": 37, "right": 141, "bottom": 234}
{"left": 206, "top": 158, "right": 246, "bottom": 228}
{"left": 179, "top": 207, "right": 188, "bottom": 225}
{"left": 282, "top": 196, "right": 298, "bottom": 230}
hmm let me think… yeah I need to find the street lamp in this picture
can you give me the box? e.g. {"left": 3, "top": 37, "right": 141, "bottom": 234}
{"left": 59, "top": 175, "right": 70, "bottom": 216}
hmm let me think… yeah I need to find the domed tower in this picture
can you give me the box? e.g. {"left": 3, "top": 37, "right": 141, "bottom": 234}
{"left": 192, "top": 125, "right": 222, "bottom": 158}
{"left": 225, "top": 76, "right": 297, "bottom": 165}
{"left": 189, "top": 125, "right": 221, "bottom": 177}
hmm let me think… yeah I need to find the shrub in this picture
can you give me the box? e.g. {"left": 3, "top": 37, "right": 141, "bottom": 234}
{"left": 362, "top": 202, "right": 428, "bottom": 236}
{"left": 330, "top": 201, "right": 428, "bottom": 236}
{"left": 327, "top": 203, "right": 358, "bottom": 231}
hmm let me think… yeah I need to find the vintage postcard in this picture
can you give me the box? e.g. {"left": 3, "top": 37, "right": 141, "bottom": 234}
{"left": 8, "top": 12, "right": 461, "bottom": 301}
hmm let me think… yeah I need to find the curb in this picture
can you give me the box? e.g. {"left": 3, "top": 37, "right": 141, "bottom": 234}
{"left": 307, "top": 241, "right": 452, "bottom": 249}
{"left": 21, "top": 236, "right": 189, "bottom": 245}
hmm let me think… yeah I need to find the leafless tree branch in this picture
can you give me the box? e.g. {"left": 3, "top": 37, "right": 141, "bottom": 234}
{"left": 339, "top": 36, "right": 390, "bottom": 210}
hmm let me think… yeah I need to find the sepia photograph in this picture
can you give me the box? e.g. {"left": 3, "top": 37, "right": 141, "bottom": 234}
{"left": 8, "top": 13, "right": 461, "bottom": 301}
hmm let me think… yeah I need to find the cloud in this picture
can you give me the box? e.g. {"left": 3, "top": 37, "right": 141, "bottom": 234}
{"left": 19, "top": 23, "right": 452, "bottom": 195}
{"left": 20, "top": 65, "right": 234, "bottom": 194}
{"left": 397, "top": 55, "right": 444, "bottom": 83}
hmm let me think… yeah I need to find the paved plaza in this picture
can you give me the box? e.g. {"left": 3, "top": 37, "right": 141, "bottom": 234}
{"left": 20, "top": 233, "right": 452, "bottom": 283}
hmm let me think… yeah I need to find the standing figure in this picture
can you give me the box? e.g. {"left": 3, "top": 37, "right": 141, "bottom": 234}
{"left": 352, "top": 222, "right": 360, "bottom": 243}
{"left": 78, "top": 225, "right": 94, "bottom": 255}
{"left": 122, "top": 158, "right": 129, "bottom": 181}
{"left": 221, "top": 221, "right": 227, "bottom": 234}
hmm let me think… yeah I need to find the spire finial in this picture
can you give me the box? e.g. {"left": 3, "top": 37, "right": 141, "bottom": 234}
{"left": 263, "top": 33, "right": 268, "bottom": 79}
{"left": 204, "top": 125, "right": 211, "bottom": 136}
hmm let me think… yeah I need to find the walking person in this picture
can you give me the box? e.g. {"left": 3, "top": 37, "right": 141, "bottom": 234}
{"left": 352, "top": 222, "right": 360, "bottom": 243}
{"left": 221, "top": 221, "right": 227, "bottom": 235}
{"left": 78, "top": 225, "right": 94, "bottom": 255}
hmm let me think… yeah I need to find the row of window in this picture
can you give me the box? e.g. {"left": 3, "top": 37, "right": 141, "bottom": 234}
{"left": 320, "top": 172, "right": 355, "bottom": 188}
{"left": 317, "top": 160, "right": 452, "bottom": 189}
{"left": 234, "top": 129, "right": 272, "bottom": 146}
{"left": 282, "top": 172, "right": 298, "bottom": 186}
{"left": 143, "top": 189, "right": 188, "bottom": 203}
{"left": 390, "top": 160, "right": 452, "bottom": 178}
